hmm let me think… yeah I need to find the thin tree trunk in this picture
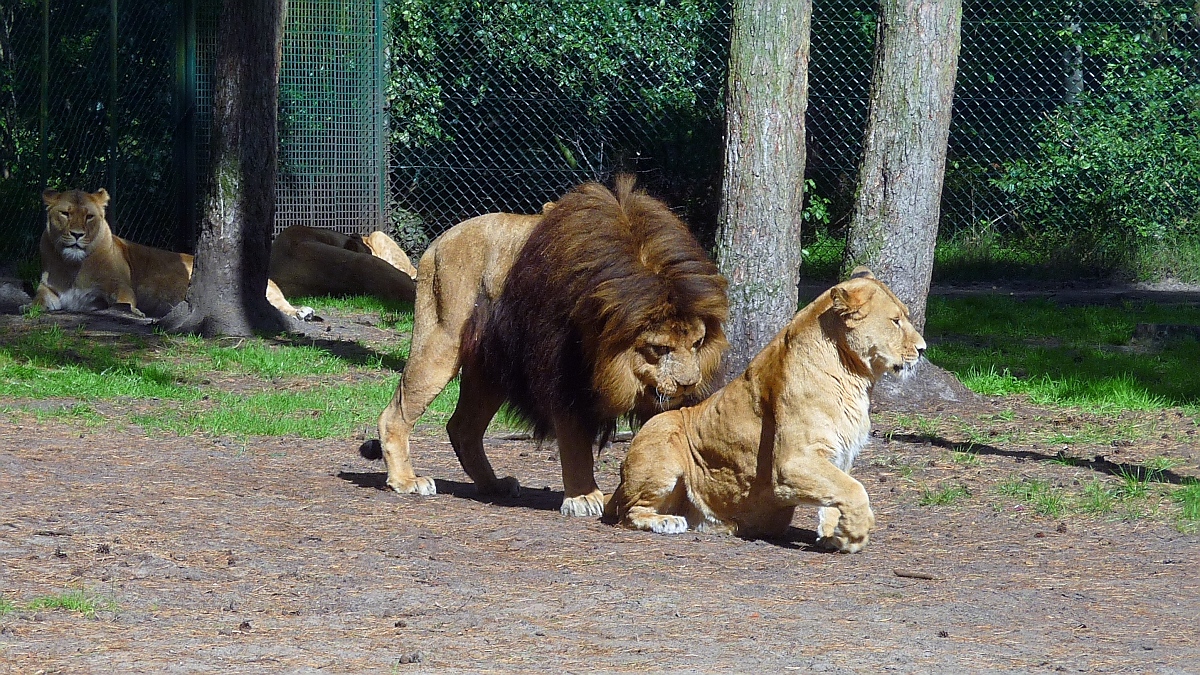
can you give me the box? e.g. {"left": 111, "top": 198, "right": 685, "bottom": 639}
{"left": 715, "top": 0, "right": 811, "bottom": 381}
{"left": 164, "top": 0, "right": 289, "bottom": 336}
{"left": 841, "top": 0, "right": 962, "bottom": 333}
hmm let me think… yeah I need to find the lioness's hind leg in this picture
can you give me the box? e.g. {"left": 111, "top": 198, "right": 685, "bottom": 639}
{"left": 625, "top": 506, "right": 689, "bottom": 534}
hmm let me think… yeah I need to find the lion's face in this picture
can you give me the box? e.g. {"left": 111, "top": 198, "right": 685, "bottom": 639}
{"left": 597, "top": 315, "right": 727, "bottom": 419}
{"left": 830, "top": 274, "right": 926, "bottom": 380}
{"left": 42, "top": 189, "right": 111, "bottom": 263}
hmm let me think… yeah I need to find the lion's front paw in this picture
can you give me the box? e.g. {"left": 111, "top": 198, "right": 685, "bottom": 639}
{"left": 560, "top": 490, "right": 605, "bottom": 517}
{"left": 387, "top": 475, "right": 437, "bottom": 496}
{"left": 294, "top": 305, "right": 315, "bottom": 321}
{"left": 478, "top": 475, "right": 521, "bottom": 498}
{"left": 816, "top": 506, "right": 874, "bottom": 553}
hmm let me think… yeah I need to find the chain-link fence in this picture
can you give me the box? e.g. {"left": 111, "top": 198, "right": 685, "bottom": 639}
{"left": 387, "top": 0, "right": 1200, "bottom": 281}
{"left": 0, "top": 0, "right": 386, "bottom": 265}
{"left": 3, "top": 1, "right": 1197, "bottom": 282}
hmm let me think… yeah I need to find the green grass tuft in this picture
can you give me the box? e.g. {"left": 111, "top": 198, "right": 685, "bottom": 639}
{"left": 996, "top": 476, "right": 1067, "bottom": 517}
{"left": 0, "top": 597, "right": 15, "bottom": 615}
{"left": 24, "top": 590, "right": 115, "bottom": 619}
{"left": 919, "top": 483, "right": 971, "bottom": 506}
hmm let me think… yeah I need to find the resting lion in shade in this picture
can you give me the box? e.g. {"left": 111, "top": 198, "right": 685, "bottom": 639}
{"left": 268, "top": 225, "right": 417, "bottom": 303}
{"left": 366, "top": 176, "right": 729, "bottom": 517}
{"left": 604, "top": 269, "right": 926, "bottom": 552}
{"left": 32, "top": 188, "right": 309, "bottom": 319}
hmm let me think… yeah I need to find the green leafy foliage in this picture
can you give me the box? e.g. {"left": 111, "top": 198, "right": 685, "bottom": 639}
{"left": 387, "top": 0, "right": 726, "bottom": 149}
{"left": 994, "top": 12, "right": 1200, "bottom": 269}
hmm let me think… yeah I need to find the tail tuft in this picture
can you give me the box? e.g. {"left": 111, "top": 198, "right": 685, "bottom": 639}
{"left": 358, "top": 439, "right": 383, "bottom": 461}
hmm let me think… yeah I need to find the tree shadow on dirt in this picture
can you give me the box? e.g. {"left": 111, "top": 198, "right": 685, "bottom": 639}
{"left": 336, "top": 471, "right": 565, "bottom": 511}
{"left": 890, "top": 433, "right": 1199, "bottom": 485}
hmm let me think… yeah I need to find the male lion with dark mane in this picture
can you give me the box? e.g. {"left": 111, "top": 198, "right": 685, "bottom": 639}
{"left": 367, "top": 176, "right": 728, "bottom": 516}
{"left": 604, "top": 268, "right": 926, "bottom": 552}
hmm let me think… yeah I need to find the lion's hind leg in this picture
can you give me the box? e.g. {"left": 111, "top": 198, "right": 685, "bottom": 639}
{"left": 446, "top": 359, "right": 519, "bottom": 497}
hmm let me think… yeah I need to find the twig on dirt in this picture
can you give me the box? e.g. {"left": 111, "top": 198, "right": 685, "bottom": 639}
{"left": 893, "top": 568, "right": 939, "bottom": 580}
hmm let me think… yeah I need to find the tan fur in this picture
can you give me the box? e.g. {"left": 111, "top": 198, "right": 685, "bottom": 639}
{"left": 372, "top": 179, "right": 728, "bottom": 519}
{"left": 373, "top": 209, "right": 548, "bottom": 497}
{"left": 34, "top": 188, "right": 308, "bottom": 319}
{"left": 268, "top": 225, "right": 416, "bottom": 303}
{"left": 605, "top": 269, "right": 927, "bottom": 553}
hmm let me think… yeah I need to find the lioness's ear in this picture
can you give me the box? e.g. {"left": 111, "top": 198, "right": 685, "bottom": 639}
{"left": 848, "top": 266, "right": 874, "bottom": 280}
{"left": 92, "top": 188, "right": 110, "bottom": 206}
{"left": 831, "top": 279, "right": 876, "bottom": 317}
{"left": 541, "top": 201, "right": 556, "bottom": 214}
{"left": 42, "top": 189, "right": 59, "bottom": 207}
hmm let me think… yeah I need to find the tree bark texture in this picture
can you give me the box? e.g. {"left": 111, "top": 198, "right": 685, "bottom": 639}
{"left": 165, "top": 0, "right": 289, "bottom": 336}
{"left": 841, "top": 0, "right": 962, "bottom": 332}
{"left": 714, "top": 0, "right": 811, "bottom": 381}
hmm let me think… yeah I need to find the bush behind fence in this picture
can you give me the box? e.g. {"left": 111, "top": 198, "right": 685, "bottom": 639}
{"left": 2, "top": 0, "right": 1197, "bottom": 282}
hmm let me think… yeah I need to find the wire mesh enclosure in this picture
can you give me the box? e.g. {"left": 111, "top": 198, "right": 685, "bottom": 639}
{"left": 2, "top": 0, "right": 1196, "bottom": 282}
{"left": 0, "top": 0, "right": 386, "bottom": 264}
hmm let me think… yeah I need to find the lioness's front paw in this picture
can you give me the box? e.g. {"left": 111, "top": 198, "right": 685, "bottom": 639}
{"left": 816, "top": 507, "right": 874, "bottom": 553}
{"left": 478, "top": 475, "right": 521, "bottom": 498}
{"left": 294, "top": 305, "right": 315, "bottom": 321}
{"left": 387, "top": 475, "right": 437, "bottom": 496}
{"left": 560, "top": 490, "right": 605, "bottom": 517}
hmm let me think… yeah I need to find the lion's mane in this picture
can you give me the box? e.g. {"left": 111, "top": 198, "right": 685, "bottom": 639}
{"left": 472, "top": 175, "right": 728, "bottom": 442}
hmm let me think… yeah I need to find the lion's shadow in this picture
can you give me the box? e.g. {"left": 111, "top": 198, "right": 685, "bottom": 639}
{"left": 336, "top": 472, "right": 565, "bottom": 512}
{"left": 337, "top": 470, "right": 832, "bottom": 550}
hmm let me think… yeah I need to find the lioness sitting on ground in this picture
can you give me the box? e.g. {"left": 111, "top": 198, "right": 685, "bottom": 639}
{"left": 604, "top": 268, "right": 926, "bottom": 553}
{"left": 268, "top": 225, "right": 417, "bottom": 303}
{"left": 32, "top": 188, "right": 310, "bottom": 319}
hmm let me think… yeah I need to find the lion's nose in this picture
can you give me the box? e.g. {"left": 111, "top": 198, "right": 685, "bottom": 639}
{"left": 917, "top": 346, "right": 926, "bottom": 359}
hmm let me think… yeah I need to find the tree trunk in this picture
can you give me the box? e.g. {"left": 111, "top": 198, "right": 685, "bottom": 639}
{"left": 163, "top": 0, "right": 289, "bottom": 336}
{"left": 714, "top": 0, "right": 812, "bottom": 381}
{"left": 840, "top": 0, "right": 962, "bottom": 333}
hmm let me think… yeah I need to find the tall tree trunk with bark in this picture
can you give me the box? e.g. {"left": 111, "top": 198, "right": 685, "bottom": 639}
{"left": 714, "top": 0, "right": 812, "bottom": 380}
{"left": 164, "top": 0, "right": 289, "bottom": 336}
{"left": 841, "top": 0, "right": 962, "bottom": 333}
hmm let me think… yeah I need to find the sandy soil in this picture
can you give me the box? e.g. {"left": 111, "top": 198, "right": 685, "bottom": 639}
{"left": 1, "top": 306, "right": 1198, "bottom": 674}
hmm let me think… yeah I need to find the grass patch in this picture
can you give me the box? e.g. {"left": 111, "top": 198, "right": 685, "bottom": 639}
{"left": 996, "top": 476, "right": 1067, "bottom": 517}
{"left": 23, "top": 589, "right": 115, "bottom": 619}
{"left": 0, "top": 597, "right": 15, "bottom": 615}
{"left": 1174, "top": 484, "right": 1200, "bottom": 532}
{"left": 919, "top": 483, "right": 971, "bottom": 506}
{"left": 926, "top": 296, "right": 1200, "bottom": 411}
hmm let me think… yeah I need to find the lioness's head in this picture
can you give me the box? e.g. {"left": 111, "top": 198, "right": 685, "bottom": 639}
{"left": 829, "top": 268, "right": 926, "bottom": 380}
{"left": 42, "top": 188, "right": 111, "bottom": 263}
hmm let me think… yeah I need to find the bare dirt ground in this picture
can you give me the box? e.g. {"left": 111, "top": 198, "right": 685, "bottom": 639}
{"left": 2, "top": 298, "right": 1199, "bottom": 674}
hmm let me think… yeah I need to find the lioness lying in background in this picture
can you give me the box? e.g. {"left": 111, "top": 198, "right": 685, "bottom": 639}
{"left": 604, "top": 269, "right": 926, "bottom": 553}
{"left": 268, "top": 225, "right": 417, "bottom": 303}
{"left": 33, "top": 188, "right": 310, "bottom": 320}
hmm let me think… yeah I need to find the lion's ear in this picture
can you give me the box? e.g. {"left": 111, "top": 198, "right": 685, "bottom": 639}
{"left": 831, "top": 280, "right": 876, "bottom": 317}
{"left": 541, "top": 201, "right": 556, "bottom": 214}
{"left": 92, "top": 189, "right": 110, "bottom": 207}
{"left": 848, "top": 266, "right": 874, "bottom": 280}
{"left": 42, "top": 189, "right": 59, "bottom": 207}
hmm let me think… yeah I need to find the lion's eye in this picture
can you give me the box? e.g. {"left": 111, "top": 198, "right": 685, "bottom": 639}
{"left": 85, "top": 214, "right": 95, "bottom": 221}
{"left": 59, "top": 211, "right": 69, "bottom": 218}
{"left": 644, "top": 344, "right": 671, "bottom": 359}
{"left": 692, "top": 338, "right": 703, "bottom": 350}
{"left": 892, "top": 317, "right": 902, "bottom": 327}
